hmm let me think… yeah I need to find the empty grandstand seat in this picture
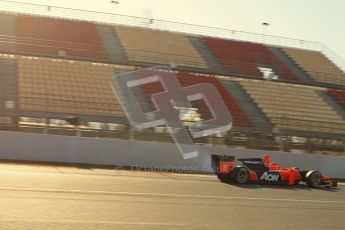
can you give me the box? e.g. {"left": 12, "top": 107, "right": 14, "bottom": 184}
{"left": 239, "top": 79, "right": 345, "bottom": 134}
{"left": 141, "top": 72, "right": 252, "bottom": 127}
{"left": 203, "top": 37, "right": 296, "bottom": 81}
{"left": 283, "top": 48, "right": 345, "bottom": 86}
{"left": 114, "top": 26, "right": 208, "bottom": 69}
{"left": 329, "top": 89, "right": 345, "bottom": 107}
{"left": 18, "top": 57, "right": 125, "bottom": 117}
{"left": 16, "top": 16, "right": 107, "bottom": 60}
{"left": 0, "top": 116, "right": 12, "bottom": 124}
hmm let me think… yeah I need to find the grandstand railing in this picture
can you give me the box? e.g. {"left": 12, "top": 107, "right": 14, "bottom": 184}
{"left": 0, "top": 114, "right": 344, "bottom": 156}
{"left": 1, "top": 0, "right": 344, "bottom": 72}
{"left": 2, "top": 102, "right": 345, "bottom": 137}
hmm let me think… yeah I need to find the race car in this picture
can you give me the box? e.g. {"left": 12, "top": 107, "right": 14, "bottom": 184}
{"left": 212, "top": 155, "right": 337, "bottom": 188}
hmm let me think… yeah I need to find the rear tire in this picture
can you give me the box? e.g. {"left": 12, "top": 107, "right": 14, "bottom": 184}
{"left": 306, "top": 171, "right": 322, "bottom": 187}
{"left": 231, "top": 167, "right": 249, "bottom": 184}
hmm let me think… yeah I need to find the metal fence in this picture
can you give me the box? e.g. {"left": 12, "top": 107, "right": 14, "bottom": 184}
{"left": 0, "top": 118, "right": 344, "bottom": 156}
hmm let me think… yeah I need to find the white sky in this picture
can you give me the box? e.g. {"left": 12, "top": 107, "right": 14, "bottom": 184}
{"left": 3, "top": 0, "right": 345, "bottom": 63}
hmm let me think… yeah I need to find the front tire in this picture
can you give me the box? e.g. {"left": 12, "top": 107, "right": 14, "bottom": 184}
{"left": 231, "top": 167, "right": 249, "bottom": 184}
{"left": 306, "top": 171, "right": 322, "bottom": 187}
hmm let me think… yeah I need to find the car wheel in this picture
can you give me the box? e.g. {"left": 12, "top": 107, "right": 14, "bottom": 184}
{"left": 232, "top": 167, "right": 249, "bottom": 184}
{"left": 306, "top": 171, "right": 322, "bottom": 187}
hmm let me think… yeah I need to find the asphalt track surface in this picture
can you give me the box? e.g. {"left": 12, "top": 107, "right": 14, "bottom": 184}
{"left": 0, "top": 163, "right": 344, "bottom": 230}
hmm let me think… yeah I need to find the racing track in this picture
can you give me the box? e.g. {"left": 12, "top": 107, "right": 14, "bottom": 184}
{"left": 0, "top": 163, "right": 344, "bottom": 230}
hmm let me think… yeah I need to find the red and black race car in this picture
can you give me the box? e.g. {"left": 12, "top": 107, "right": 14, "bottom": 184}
{"left": 212, "top": 155, "right": 337, "bottom": 188}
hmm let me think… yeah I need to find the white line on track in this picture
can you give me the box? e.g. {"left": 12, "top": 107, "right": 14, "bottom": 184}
{"left": 0, "top": 186, "right": 344, "bottom": 204}
{"left": 0, "top": 219, "right": 192, "bottom": 226}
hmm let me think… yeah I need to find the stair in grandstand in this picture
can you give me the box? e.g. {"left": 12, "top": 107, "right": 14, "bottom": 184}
{"left": 0, "top": 58, "right": 18, "bottom": 116}
{"left": 282, "top": 48, "right": 345, "bottom": 87}
{"left": 220, "top": 80, "right": 273, "bottom": 133}
{"left": 188, "top": 36, "right": 228, "bottom": 75}
{"left": 268, "top": 47, "right": 315, "bottom": 85}
{"left": 318, "top": 91, "right": 345, "bottom": 120}
{"left": 97, "top": 24, "right": 128, "bottom": 65}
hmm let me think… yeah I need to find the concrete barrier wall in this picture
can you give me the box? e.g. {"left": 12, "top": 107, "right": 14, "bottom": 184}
{"left": 0, "top": 131, "right": 344, "bottom": 178}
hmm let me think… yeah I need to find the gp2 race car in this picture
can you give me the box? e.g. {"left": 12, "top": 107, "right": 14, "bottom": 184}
{"left": 212, "top": 155, "right": 338, "bottom": 188}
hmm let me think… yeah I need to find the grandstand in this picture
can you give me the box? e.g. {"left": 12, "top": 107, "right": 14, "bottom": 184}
{"left": 237, "top": 79, "right": 345, "bottom": 135}
{"left": 18, "top": 57, "right": 125, "bottom": 117}
{"left": 203, "top": 37, "right": 297, "bottom": 81}
{"left": 0, "top": 2, "right": 344, "bottom": 156}
{"left": 114, "top": 26, "right": 208, "bottom": 69}
{"left": 283, "top": 48, "right": 345, "bottom": 86}
{"left": 329, "top": 89, "right": 345, "bottom": 108}
{"left": 0, "top": 57, "right": 17, "bottom": 124}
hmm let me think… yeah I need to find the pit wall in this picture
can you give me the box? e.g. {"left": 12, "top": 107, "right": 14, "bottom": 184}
{"left": 0, "top": 131, "right": 344, "bottom": 178}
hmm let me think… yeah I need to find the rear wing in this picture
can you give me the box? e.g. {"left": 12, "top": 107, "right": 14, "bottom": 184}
{"left": 212, "top": 155, "right": 235, "bottom": 174}
{"left": 212, "top": 155, "right": 235, "bottom": 165}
